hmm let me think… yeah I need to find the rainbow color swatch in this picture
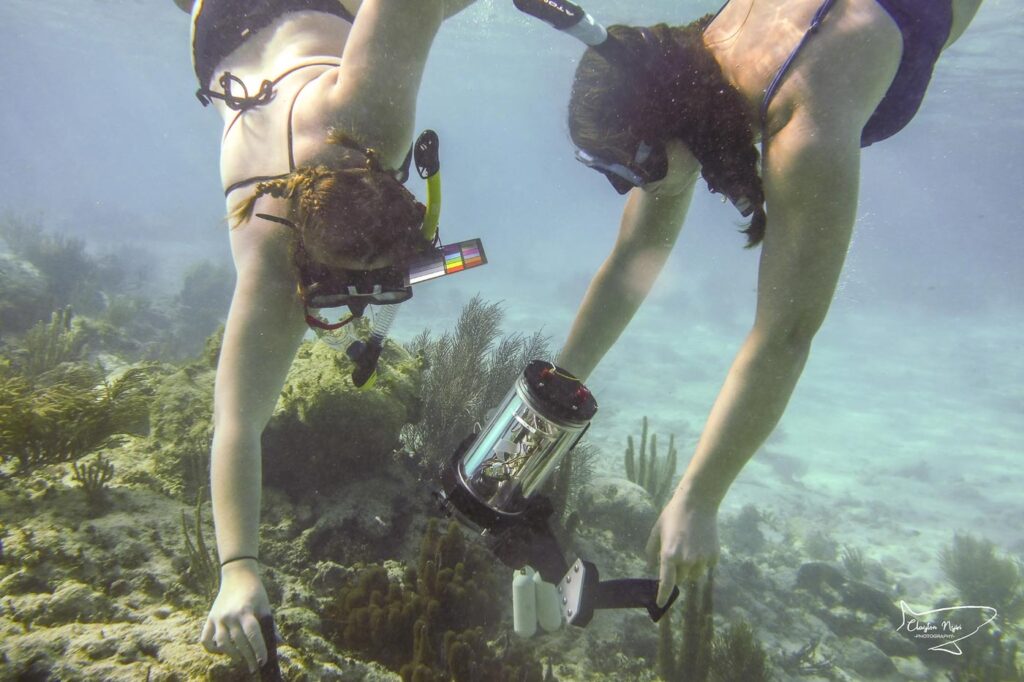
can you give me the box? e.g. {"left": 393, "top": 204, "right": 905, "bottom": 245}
{"left": 407, "top": 238, "right": 487, "bottom": 285}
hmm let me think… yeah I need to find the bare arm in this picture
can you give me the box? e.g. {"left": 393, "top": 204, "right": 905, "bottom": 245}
{"left": 557, "top": 140, "right": 699, "bottom": 380}
{"left": 201, "top": 212, "right": 308, "bottom": 671}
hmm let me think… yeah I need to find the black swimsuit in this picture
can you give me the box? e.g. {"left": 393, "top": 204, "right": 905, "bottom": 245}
{"left": 191, "top": 0, "right": 356, "bottom": 196}
{"left": 759, "top": 0, "right": 953, "bottom": 147}
{"left": 192, "top": 0, "right": 354, "bottom": 92}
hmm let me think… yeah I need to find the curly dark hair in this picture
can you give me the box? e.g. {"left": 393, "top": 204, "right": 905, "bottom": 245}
{"left": 232, "top": 131, "right": 427, "bottom": 266}
{"left": 568, "top": 17, "right": 767, "bottom": 246}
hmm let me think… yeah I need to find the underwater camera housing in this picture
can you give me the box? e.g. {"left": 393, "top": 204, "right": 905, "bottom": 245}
{"left": 436, "top": 360, "right": 678, "bottom": 628}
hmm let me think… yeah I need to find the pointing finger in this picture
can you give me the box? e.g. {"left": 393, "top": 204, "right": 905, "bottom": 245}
{"left": 657, "top": 555, "right": 676, "bottom": 608}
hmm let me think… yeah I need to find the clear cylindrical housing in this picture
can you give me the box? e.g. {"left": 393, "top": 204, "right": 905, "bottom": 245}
{"left": 458, "top": 371, "right": 590, "bottom": 514}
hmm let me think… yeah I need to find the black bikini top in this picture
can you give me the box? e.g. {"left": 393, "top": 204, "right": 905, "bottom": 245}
{"left": 216, "top": 62, "right": 414, "bottom": 198}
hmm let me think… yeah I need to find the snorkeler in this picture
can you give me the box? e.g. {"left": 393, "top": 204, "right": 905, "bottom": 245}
{"left": 174, "top": 0, "right": 478, "bottom": 673}
{"left": 517, "top": 0, "right": 983, "bottom": 608}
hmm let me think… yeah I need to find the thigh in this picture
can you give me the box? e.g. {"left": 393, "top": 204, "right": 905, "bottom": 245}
{"left": 216, "top": 214, "right": 309, "bottom": 433}
{"left": 754, "top": 114, "right": 862, "bottom": 340}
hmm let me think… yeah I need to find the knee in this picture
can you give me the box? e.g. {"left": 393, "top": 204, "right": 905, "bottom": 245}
{"left": 752, "top": 309, "right": 826, "bottom": 356}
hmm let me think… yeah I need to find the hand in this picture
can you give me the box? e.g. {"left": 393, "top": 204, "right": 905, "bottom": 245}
{"left": 646, "top": 489, "right": 720, "bottom": 607}
{"left": 200, "top": 560, "right": 272, "bottom": 673}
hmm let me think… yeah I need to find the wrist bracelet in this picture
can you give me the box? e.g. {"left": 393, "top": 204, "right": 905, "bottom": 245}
{"left": 220, "top": 555, "right": 259, "bottom": 568}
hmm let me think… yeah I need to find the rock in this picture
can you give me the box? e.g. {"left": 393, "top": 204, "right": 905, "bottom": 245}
{"left": 575, "top": 477, "right": 657, "bottom": 551}
{"left": 796, "top": 562, "right": 846, "bottom": 596}
{"left": 0, "top": 249, "right": 51, "bottom": 334}
{"left": 0, "top": 568, "right": 52, "bottom": 595}
{"left": 81, "top": 635, "right": 119, "bottom": 660}
{"left": 875, "top": 623, "right": 919, "bottom": 657}
{"left": 892, "top": 655, "right": 934, "bottom": 681}
{"left": 261, "top": 340, "right": 422, "bottom": 500}
{"left": 842, "top": 580, "right": 900, "bottom": 622}
{"left": 836, "top": 637, "right": 898, "bottom": 678}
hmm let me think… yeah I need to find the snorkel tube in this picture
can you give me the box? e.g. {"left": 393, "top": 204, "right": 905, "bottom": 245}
{"left": 344, "top": 130, "right": 443, "bottom": 389}
{"left": 340, "top": 130, "right": 488, "bottom": 389}
{"left": 416, "top": 130, "right": 442, "bottom": 244}
{"left": 512, "top": 0, "right": 630, "bottom": 64}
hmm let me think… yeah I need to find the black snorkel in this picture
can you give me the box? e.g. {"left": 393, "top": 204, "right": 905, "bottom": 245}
{"left": 513, "top": 0, "right": 625, "bottom": 62}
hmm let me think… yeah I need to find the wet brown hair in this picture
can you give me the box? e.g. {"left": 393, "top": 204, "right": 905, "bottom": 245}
{"left": 568, "top": 17, "right": 767, "bottom": 246}
{"left": 231, "top": 131, "right": 427, "bottom": 266}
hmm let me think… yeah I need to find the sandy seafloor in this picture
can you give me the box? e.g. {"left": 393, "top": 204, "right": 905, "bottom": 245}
{"left": 1, "top": 0, "right": 1023, "bottom": 678}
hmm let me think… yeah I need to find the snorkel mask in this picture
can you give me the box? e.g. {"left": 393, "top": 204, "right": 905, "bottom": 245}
{"left": 575, "top": 141, "right": 668, "bottom": 195}
{"left": 260, "top": 130, "right": 488, "bottom": 388}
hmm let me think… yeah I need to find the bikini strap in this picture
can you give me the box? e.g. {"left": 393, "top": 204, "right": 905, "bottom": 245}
{"left": 759, "top": 0, "right": 839, "bottom": 138}
{"left": 219, "top": 61, "right": 340, "bottom": 197}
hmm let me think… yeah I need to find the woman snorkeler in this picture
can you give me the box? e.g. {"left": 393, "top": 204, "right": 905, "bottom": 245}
{"left": 546, "top": 0, "right": 983, "bottom": 607}
{"left": 175, "top": 0, "right": 475, "bottom": 672}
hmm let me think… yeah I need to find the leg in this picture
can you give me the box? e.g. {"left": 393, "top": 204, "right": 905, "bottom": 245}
{"left": 322, "top": 0, "right": 464, "bottom": 164}
{"left": 211, "top": 213, "right": 309, "bottom": 562}
{"left": 649, "top": 115, "right": 863, "bottom": 603}
{"left": 677, "top": 114, "right": 862, "bottom": 507}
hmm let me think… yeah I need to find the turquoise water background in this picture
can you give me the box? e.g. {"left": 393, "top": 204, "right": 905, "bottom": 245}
{"left": 2, "top": 0, "right": 1022, "bottom": 627}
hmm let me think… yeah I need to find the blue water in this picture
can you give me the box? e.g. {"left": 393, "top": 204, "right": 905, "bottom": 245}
{"left": 2, "top": 0, "right": 1023, "bottom": 677}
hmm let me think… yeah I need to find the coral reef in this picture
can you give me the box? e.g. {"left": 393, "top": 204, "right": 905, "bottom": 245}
{"left": 541, "top": 441, "right": 598, "bottom": 534}
{"left": 0, "top": 355, "right": 153, "bottom": 476}
{"left": 401, "top": 296, "right": 549, "bottom": 470}
{"left": 322, "top": 519, "right": 545, "bottom": 681}
{"left": 940, "top": 533, "right": 1024, "bottom": 620}
{"left": 710, "top": 621, "right": 774, "bottom": 682}
{"left": 13, "top": 306, "right": 83, "bottom": 378}
{"left": 575, "top": 476, "right": 658, "bottom": 553}
{"left": 946, "top": 629, "right": 1023, "bottom": 681}
{"left": 0, "top": 245, "right": 51, "bottom": 335}
{"left": 657, "top": 570, "right": 715, "bottom": 681}
{"left": 72, "top": 452, "right": 116, "bottom": 513}
{"left": 840, "top": 545, "right": 867, "bottom": 581}
{"left": 262, "top": 337, "right": 422, "bottom": 500}
{"left": 720, "top": 504, "right": 768, "bottom": 555}
{"left": 0, "top": 216, "right": 104, "bottom": 315}
{"left": 655, "top": 569, "right": 774, "bottom": 682}
{"left": 624, "top": 416, "right": 678, "bottom": 509}
{"left": 144, "top": 335, "right": 219, "bottom": 501}
{"left": 170, "top": 260, "right": 234, "bottom": 359}
{"left": 180, "top": 491, "right": 219, "bottom": 603}
{"left": 802, "top": 529, "right": 839, "bottom": 562}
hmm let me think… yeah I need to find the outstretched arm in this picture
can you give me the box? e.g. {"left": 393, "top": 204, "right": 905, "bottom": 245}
{"left": 557, "top": 140, "right": 699, "bottom": 380}
{"left": 200, "top": 212, "right": 308, "bottom": 673}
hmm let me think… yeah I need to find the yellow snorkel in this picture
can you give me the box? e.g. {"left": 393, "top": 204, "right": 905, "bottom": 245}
{"left": 415, "top": 129, "right": 442, "bottom": 243}
{"left": 326, "top": 129, "right": 487, "bottom": 390}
